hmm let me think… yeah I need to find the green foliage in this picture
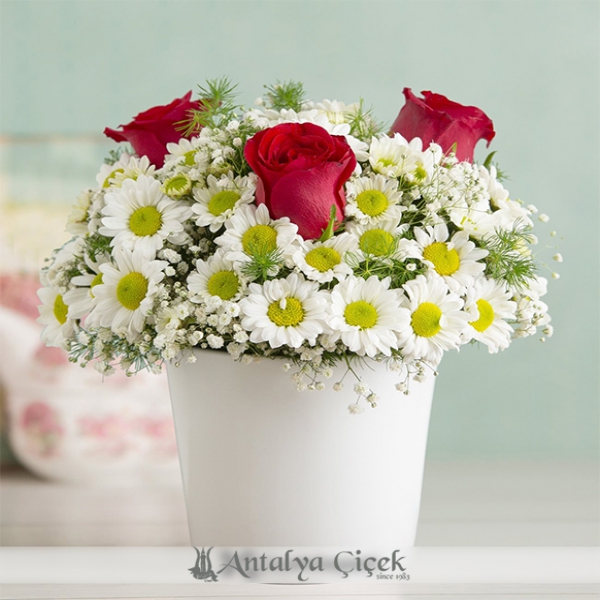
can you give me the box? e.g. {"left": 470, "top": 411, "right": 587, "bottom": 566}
{"left": 480, "top": 223, "right": 537, "bottom": 290}
{"left": 240, "top": 246, "right": 286, "bottom": 284}
{"left": 263, "top": 80, "right": 306, "bottom": 112}
{"left": 347, "top": 98, "right": 384, "bottom": 142}
{"left": 345, "top": 239, "right": 426, "bottom": 288}
{"left": 180, "top": 77, "right": 240, "bottom": 135}
{"left": 104, "top": 147, "right": 131, "bottom": 165}
{"left": 318, "top": 206, "right": 338, "bottom": 242}
{"left": 85, "top": 233, "right": 112, "bottom": 260}
{"left": 482, "top": 150, "right": 509, "bottom": 182}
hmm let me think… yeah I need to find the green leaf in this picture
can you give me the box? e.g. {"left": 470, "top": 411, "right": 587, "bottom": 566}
{"left": 483, "top": 151, "right": 497, "bottom": 170}
{"left": 318, "top": 205, "right": 338, "bottom": 242}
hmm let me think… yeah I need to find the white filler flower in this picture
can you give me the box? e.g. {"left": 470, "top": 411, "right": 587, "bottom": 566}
{"left": 239, "top": 272, "right": 328, "bottom": 348}
{"left": 327, "top": 275, "right": 408, "bottom": 357}
{"left": 464, "top": 277, "right": 517, "bottom": 353}
{"left": 100, "top": 174, "right": 191, "bottom": 257}
{"left": 398, "top": 274, "right": 470, "bottom": 364}
{"left": 88, "top": 249, "right": 168, "bottom": 342}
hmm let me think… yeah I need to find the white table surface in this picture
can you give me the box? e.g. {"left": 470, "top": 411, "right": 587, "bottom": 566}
{"left": 1, "top": 460, "right": 599, "bottom": 599}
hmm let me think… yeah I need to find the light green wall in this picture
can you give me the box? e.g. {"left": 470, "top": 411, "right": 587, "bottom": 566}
{"left": 1, "top": 0, "right": 598, "bottom": 459}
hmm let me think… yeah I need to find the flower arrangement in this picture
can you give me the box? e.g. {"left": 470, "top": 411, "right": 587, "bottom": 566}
{"left": 38, "top": 79, "right": 557, "bottom": 412}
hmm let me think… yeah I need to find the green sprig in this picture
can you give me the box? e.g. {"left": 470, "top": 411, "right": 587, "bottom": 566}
{"left": 480, "top": 223, "right": 537, "bottom": 290}
{"left": 263, "top": 80, "right": 306, "bottom": 112}
{"left": 179, "top": 77, "right": 240, "bottom": 135}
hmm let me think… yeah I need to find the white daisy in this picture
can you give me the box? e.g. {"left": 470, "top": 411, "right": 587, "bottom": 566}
{"left": 369, "top": 134, "right": 441, "bottom": 182}
{"left": 464, "top": 278, "right": 517, "bottom": 353}
{"left": 215, "top": 204, "right": 299, "bottom": 271}
{"left": 239, "top": 272, "right": 328, "bottom": 349}
{"left": 87, "top": 249, "right": 168, "bottom": 342}
{"left": 327, "top": 275, "right": 409, "bottom": 358}
{"left": 100, "top": 175, "right": 191, "bottom": 257}
{"left": 397, "top": 274, "right": 470, "bottom": 364}
{"left": 188, "top": 251, "right": 246, "bottom": 304}
{"left": 345, "top": 219, "right": 408, "bottom": 261}
{"left": 292, "top": 233, "right": 358, "bottom": 283}
{"left": 63, "top": 253, "right": 111, "bottom": 319}
{"left": 163, "top": 137, "right": 210, "bottom": 176}
{"left": 191, "top": 173, "right": 256, "bottom": 233}
{"left": 410, "top": 223, "right": 488, "bottom": 292}
{"left": 37, "top": 286, "right": 77, "bottom": 348}
{"left": 95, "top": 154, "right": 155, "bottom": 189}
{"left": 345, "top": 174, "right": 405, "bottom": 225}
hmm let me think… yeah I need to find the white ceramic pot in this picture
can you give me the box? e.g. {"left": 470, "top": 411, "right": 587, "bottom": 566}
{"left": 167, "top": 349, "right": 435, "bottom": 548}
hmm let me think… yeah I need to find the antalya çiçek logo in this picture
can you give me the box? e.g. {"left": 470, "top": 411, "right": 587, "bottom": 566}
{"left": 189, "top": 547, "right": 218, "bottom": 582}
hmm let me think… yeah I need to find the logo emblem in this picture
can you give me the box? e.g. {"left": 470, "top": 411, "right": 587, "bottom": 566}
{"left": 189, "top": 546, "right": 218, "bottom": 582}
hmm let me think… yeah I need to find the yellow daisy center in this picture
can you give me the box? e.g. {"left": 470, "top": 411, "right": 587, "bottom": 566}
{"left": 89, "top": 273, "right": 103, "bottom": 298}
{"left": 163, "top": 174, "right": 192, "bottom": 199}
{"left": 344, "top": 300, "right": 378, "bottom": 329}
{"left": 242, "top": 224, "right": 277, "bottom": 255}
{"left": 470, "top": 299, "right": 495, "bottom": 332}
{"left": 356, "top": 189, "right": 389, "bottom": 217}
{"left": 359, "top": 229, "right": 395, "bottom": 256}
{"left": 305, "top": 247, "right": 341, "bottom": 272}
{"left": 411, "top": 302, "right": 442, "bottom": 338}
{"left": 102, "top": 168, "right": 124, "bottom": 188}
{"left": 116, "top": 272, "right": 148, "bottom": 310}
{"left": 267, "top": 297, "right": 304, "bottom": 327}
{"left": 129, "top": 206, "right": 162, "bottom": 237}
{"left": 207, "top": 270, "right": 240, "bottom": 300}
{"left": 53, "top": 294, "right": 68, "bottom": 325}
{"left": 423, "top": 242, "right": 460, "bottom": 276}
{"left": 208, "top": 190, "right": 241, "bottom": 216}
{"left": 183, "top": 150, "right": 196, "bottom": 166}
{"left": 414, "top": 165, "right": 427, "bottom": 180}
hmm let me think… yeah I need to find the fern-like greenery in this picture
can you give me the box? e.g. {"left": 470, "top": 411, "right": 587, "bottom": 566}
{"left": 179, "top": 77, "right": 240, "bottom": 135}
{"left": 263, "top": 80, "right": 307, "bottom": 112}
{"left": 480, "top": 223, "right": 537, "bottom": 290}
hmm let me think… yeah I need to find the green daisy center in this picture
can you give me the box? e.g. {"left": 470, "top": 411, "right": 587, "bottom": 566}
{"left": 423, "top": 242, "right": 460, "bottom": 276}
{"left": 129, "top": 206, "right": 162, "bottom": 237}
{"left": 208, "top": 190, "right": 241, "bottom": 216}
{"left": 470, "top": 299, "right": 495, "bottom": 332}
{"left": 414, "top": 165, "right": 427, "bottom": 180}
{"left": 305, "top": 247, "right": 341, "bottom": 272}
{"left": 163, "top": 174, "right": 192, "bottom": 199}
{"left": 411, "top": 302, "right": 442, "bottom": 338}
{"left": 356, "top": 189, "right": 389, "bottom": 217}
{"left": 53, "top": 294, "right": 68, "bottom": 325}
{"left": 344, "top": 300, "right": 378, "bottom": 329}
{"left": 359, "top": 229, "right": 395, "bottom": 256}
{"left": 183, "top": 150, "right": 196, "bottom": 166}
{"left": 89, "top": 273, "right": 103, "bottom": 298}
{"left": 267, "top": 297, "right": 304, "bottom": 327}
{"left": 207, "top": 270, "right": 240, "bottom": 300}
{"left": 116, "top": 272, "right": 148, "bottom": 310}
{"left": 242, "top": 224, "right": 277, "bottom": 255}
{"left": 102, "top": 168, "right": 124, "bottom": 188}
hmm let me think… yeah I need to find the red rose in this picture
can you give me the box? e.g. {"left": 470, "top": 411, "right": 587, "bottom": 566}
{"left": 104, "top": 91, "right": 202, "bottom": 167}
{"left": 244, "top": 123, "right": 357, "bottom": 240}
{"left": 390, "top": 88, "right": 495, "bottom": 162}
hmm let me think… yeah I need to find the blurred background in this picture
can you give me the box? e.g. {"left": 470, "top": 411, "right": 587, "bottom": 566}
{"left": 0, "top": 0, "right": 598, "bottom": 546}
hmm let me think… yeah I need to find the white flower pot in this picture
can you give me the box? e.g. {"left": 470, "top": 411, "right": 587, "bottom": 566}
{"left": 167, "top": 349, "right": 435, "bottom": 548}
